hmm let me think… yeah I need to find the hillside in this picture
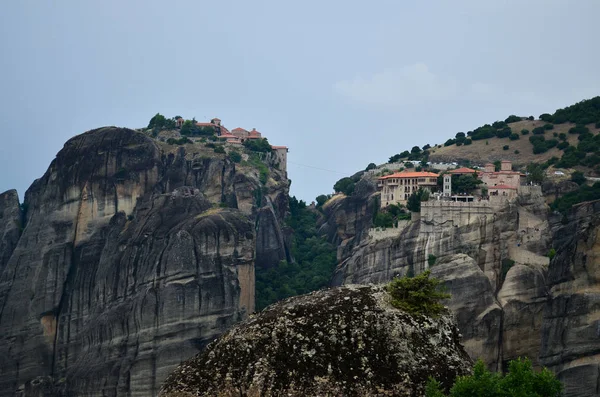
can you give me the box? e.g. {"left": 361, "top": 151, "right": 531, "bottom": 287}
{"left": 429, "top": 119, "right": 600, "bottom": 167}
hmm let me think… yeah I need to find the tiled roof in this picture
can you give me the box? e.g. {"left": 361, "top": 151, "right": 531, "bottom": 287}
{"left": 232, "top": 128, "right": 248, "bottom": 132}
{"left": 379, "top": 171, "right": 439, "bottom": 180}
{"left": 448, "top": 167, "right": 477, "bottom": 174}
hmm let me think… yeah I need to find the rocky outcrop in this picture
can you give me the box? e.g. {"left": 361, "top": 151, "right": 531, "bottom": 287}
{"left": 0, "top": 127, "right": 290, "bottom": 396}
{"left": 540, "top": 200, "right": 600, "bottom": 397}
{"left": 329, "top": 187, "right": 552, "bottom": 373}
{"left": 159, "top": 285, "right": 472, "bottom": 397}
{"left": 0, "top": 189, "right": 21, "bottom": 274}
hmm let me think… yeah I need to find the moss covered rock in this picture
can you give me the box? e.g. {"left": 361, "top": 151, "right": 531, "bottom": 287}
{"left": 160, "top": 285, "right": 472, "bottom": 396}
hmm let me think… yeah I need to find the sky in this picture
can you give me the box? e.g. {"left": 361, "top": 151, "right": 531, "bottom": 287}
{"left": 1, "top": 0, "right": 599, "bottom": 203}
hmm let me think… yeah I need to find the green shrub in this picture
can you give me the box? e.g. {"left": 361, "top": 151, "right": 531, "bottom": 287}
{"left": 333, "top": 177, "right": 355, "bottom": 196}
{"left": 167, "top": 137, "right": 192, "bottom": 145}
{"left": 557, "top": 141, "right": 569, "bottom": 150}
{"left": 427, "top": 254, "right": 437, "bottom": 267}
{"left": 425, "top": 358, "right": 562, "bottom": 397}
{"left": 521, "top": 129, "right": 530, "bottom": 135}
{"left": 544, "top": 123, "right": 554, "bottom": 130}
{"left": 229, "top": 151, "right": 242, "bottom": 163}
{"left": 569, "top": 125, "right": 589, "bottom": 134}
{"left": 214, "top": 145, "right": 226, "bottom": 154}
{"left": 540, "top": 113, "right": 554, "bottom": 122}
{"left": 551, "top": 182, "right": 600, "bottom": 213}
{"left": 571, "top": 170, "right": 586, "bottom": 185}
{"left": 505, "top": 115, "right": 522, "bottom": 123}
{"left": 509, "top": 133, "right": 519, "bottom": 140}
{"left": 444, "top": 138, "right": 456, "bottom": 146}
{"left": 148, "top": 113, "right": 176, "bottom": 130}
{"left": 463, "top": 138, "right": 472, "bottom": 145}
{"left": 243, "top": 137, "right": 272, "bottom": 152}
{"left": 548, "top": 248, "right": 556, "bottom": 260}
{"left": 533, "top": 126, "right": 546, "bottom": 135}
{"left": 514, "top": 150, "right": 520, "bottom": 154}
{"left": 386, "top": 270, "right": 450, "bottom": 317}
{"left": 365, "top": 163, "right": 377, "bottom": 171}
{"left": 528, "top": 115, "right": 534, "bottom": 120}
{"left": 559, "top": 132, "right": 567, "bottom": 141}
{"left": 503, "top": 145, "right": 509, "bottom": 150}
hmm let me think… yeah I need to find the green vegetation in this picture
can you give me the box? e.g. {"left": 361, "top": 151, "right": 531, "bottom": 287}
{"left": 386, "top": 270, "right": 450, "bottom": 317}
{"left": 426, "top": 358, "right": 562, "bottom": 397}
{"left": 214, "top": 145, "right": 225, "bottom": 154}
{"left": 229, "top": 151, "right": 242, "bottom": 163}
{"left": 315, "top": 194, "right": 331, "bottom": 207}
{"left": 428, "top": 254, "right": 437, "bottom": 267}
{"left": 509, "top": 133, "right": 519, "bottom": 141}
{"left": 505, "top": 115, "right": 522, "bottom": 123}
{"left": 248, "top": 154, "right": 269, "bottom": 185}
{"left": 166, "top": 137, "right": 193, "bottom": 145}
{"left": 548, "top": 248, "right": 556, "bottom": 260}
{"left": 407, "top": 188, "right": 429, "bottom": 212}
{"left": 452, "top": 174, "right": 482, "bottom": 194}
{"left": 526, "top": 163, "right": 545, "bottom": 184}
{"left": 373, "top": 203, "right": 411, "bottom": 228}
{"left": 521, "top": 129, "right": 530, "bottom": 135}
{"left": 503, "top": 145, "right": 509, "bottom": 151}
{"left": 545, "top": 96, "right": 600, "bottom": 125}
{"left": 571, "top": 170, "right": 586, "bottom": 185}
{"left": 529, "top": 135, "right": 558, "bottom": 154}
{"left": 365, "top": 163, "right": 377, "bottom": 171}
{"left": 333, "top": 177, "right": 356, "bottom": 196}
{"left": 243, "top": 137, "right": 272, "bottom": 153}
{"left": 182, "top": 122, "right": 215, "bottom": 136}
{"left": 551, "top": 182, "right": 600, "bottom": 213}
{"left": 148, "top": 113, "right": 176, "bottom": 130}
{"left": 255, "top": 197, "right": 337, "bottom": 311}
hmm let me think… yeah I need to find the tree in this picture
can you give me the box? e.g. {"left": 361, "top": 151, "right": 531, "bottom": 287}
{"left": 411, "top": 146, "right": 422, "bottom": 154}
{"left": 452, "top": 174, "right": 482, "bottom": 194}
{"left": 494, "top": 160, "right": 501, "bottom": 171}
{"left": 148, "top": 113, "right": 176, "bottom": 130}
{"left": 521, "top": 129, "right": 530, "bottom": 135}
{"left": 503, "top": 145, "right": 509, "bottom": 151}
{"left": 455, "top": 132, "right": 466, "bottom": 139}
{"left": 315, "top": 194, "right": 329, "bottom": 207}
{"left": 214, "top": 145, "right": 225, "bottom": 154}
{"left": 386, "top": 270, "right": 450, "bottom": 317}
{"left": 526, "top": 163, "right": 545, "bottom": 184}
{"left": 571, "top": 170, "right": 586, "bottom": 185}
{"left": 426, "top": 358, "right": 562, "bottom": 397}
{"left": 407, "top": 188, "right": 429, "bottom": 212}
{"left": 365, "top": 163, "right": 377, "bottom": 171}
{"left": 229, "top": 151, "right": 242, "bottom": 163}
{"left": 505, "top": 115, "right": 522, "bottom": 123}
{"left": 509, "top": 133, "right": 520, "bottom": 140}
{"left": 333, "top": 177, "right": 355, "bottom": 196}
{"left": 243, "top": 138, "right": 272, "bottom": 152}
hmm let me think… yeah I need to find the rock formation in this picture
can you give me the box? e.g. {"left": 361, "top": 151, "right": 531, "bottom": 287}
{"left": 159, "top": 285, "right": 472, "bottom": 397}
{"left": 0, "top": 127, "right": 289, "bottom": 396}
{"left": 325, "top": 182, "right": 600, "bottom": 395}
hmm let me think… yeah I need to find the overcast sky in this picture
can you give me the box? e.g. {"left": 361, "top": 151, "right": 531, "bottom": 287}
{"left": 1, "top": 0, "right": 599, "bottom": 202}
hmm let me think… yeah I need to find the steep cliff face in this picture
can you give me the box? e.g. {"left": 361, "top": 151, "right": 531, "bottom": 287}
{"left": 541, "top": 201, "right": 600, "bottom": 397}
{"left": 160, "top": 285, "right": 472, "bottom": 397}
{"left": 327, "top": 184, "right": 600, "bottom": 394}
{"left": 0, "top": 127, "right": 289, "bottom": 396}
{"left": 328, "top": 187, "right": 552, "bottom": 372}
{"left": 0, "top": 190, "right": 21, "bottom": 275}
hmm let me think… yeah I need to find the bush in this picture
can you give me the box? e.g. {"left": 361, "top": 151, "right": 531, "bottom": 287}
{"left": 548, "top": 248, "right": 556, "bottom": 260}
{"left": 509, "top": 133, "right": 520, "bottom": 141}
{"left": 444, "top": 138, "right": 456, "bottom": 146}
{"left": 569, "top": 125, "right": 589, "bottom": 134}
{"left": 243, "top": 138, "right": 272, "bottom": 152}
{"left": 550, "top": 96, "right": 600, "bottom": 125}
{"left": 533, "top": 126, "right": 546, "bottom": 135}
{"left": 167, "top": 137, "right": 192, "bottom": 145}
{"left": 514, "top": 150, "right": 520, "bottom": 154}
{"left": 315, "top": 194, "right": 330, "bottom": 207}
{"left": 426, "top": 358, "right": 562, "bottom": 397}
{"left": 229, "top": 151, "right": 242, "bottom": 163}
{"left": 503, "top": 145, "right": 509, "bottom": 150}
{"left": 521, "top": 129, "right": 530, "bottom": 135}
{"left": 571, "top": 170, "right": 586, "bottom": 185}
{"left": 551, "top": 182, "right": 600, "bottom": 213}
{"left": 148, "top": 113, "right": 176, "bottom": 130}
{"left": 559, "top": 132, "right": 567, "bottom": 141}
{"left": 492, "top": 120, "right": 507, "bottom": 129}
{"left": 333, "top": 177, "right": 355, "bottom": 196}
{"left": 463, "top": 138, "right": 472, "bottom": 145}
{"left": 557, "top": 141, "right": 569, "bottom": 150}
{"left": 544, "top": 123, "right": 554, "bottom": 130}
{"left": 405, "top": 162, "right": 414, "bottom": 168}
{"left": 214, "top": 145, "right": 226, "bottom": 154}
{"left": 528, "top": 115, "right": 535, "bottom": 120}
{"left": 427, "top": 254, "right": 437, "bottom": 267}
{"left": 386, "top": 270, "right": 450, "bottom": 317}
{"left": 455, "top": 132, "right": 465, "bottom": 139}
{"left": 504, "top": 115, "right": 522, "bottom": 123}
{"left": 540, "top": 113, "right": 554, "bottom": 122}
{"left": 495, "top": 127, "right": 512, "bottom": 138}
{"left": 365, "top": 163, "right": 377, "bottom": 171}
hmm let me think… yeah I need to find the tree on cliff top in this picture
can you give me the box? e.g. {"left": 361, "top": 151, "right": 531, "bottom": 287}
{"left": 148, "top": 113, "right": 176, "bottom": 130}
{"left": 386, "top": 270, "right": 450, "bottom": 317}
{"left": 426, "top": 358, "right": 562, "bottom": 397}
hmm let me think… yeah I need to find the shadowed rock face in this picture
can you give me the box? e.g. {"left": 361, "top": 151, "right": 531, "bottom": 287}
{"left": 0, "top": 190, "right": 21, "bottom": 275}
{"left": 159, "top": 285, "right": 472, "bottom": 397}
{"left": 541, "top": 201, "right": 600, "bottom": 397}
{"left": 0, "top": 127, "right": 289, "bottom": 396}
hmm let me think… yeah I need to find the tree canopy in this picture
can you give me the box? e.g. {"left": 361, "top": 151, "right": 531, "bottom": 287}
{"left": 386, "top": 270, "right": 450, "bottom": 317}
{"left": 243, "top": 138, "right": 272, "bottom": 153}
{"left": 426, "top": 358, "right": 562, "bottom": 397}
{"left": 148, "top": 113, "right": 176, "bottom": 130}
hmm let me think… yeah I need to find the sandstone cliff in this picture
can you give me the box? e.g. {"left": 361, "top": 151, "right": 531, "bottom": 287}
{"left": 0, "top": 127, "right": 289, "bottom": 396}
{"left": 159, "top": 285, "right": 472, "bottom": 397}
{"left": 0, "top": 189, "right": 21, "bottom": 275}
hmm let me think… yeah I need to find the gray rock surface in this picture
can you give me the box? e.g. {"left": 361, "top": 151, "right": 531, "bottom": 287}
{"left": 0, "top": 189, "right": 21, "bottom": 274}
{"left": 159, "top": 285, "right": 472, "bottom": 397}
{"left": 0, "top": 127, "right": 290, "bottom": 396}
{"left": 541, "top": 201, "right": 600, "bottom": 397}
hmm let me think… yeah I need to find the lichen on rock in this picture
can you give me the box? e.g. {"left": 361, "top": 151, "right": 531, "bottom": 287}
{"left": 159, "top": 285, "right": 472, "bottom": 396}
